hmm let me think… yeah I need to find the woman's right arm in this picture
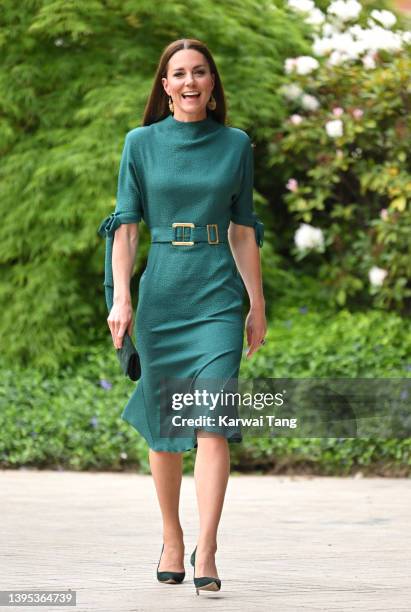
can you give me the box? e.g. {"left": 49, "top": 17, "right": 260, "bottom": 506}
{"left": 107, "top": 223, "right": 139, "bottom": 349}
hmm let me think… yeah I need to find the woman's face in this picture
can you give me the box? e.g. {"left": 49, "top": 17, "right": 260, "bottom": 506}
{"left": 162, "top": 49, "right": 215, "bottom": 121}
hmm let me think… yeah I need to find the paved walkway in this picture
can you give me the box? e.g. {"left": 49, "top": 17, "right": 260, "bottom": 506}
{"left": 1, "top": 469, "right": 410, "bottom": 611}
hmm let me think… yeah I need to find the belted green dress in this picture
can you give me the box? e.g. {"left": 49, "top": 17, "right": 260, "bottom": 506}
{"left": 99, "top": 112, "right": 264, "bottom": 452}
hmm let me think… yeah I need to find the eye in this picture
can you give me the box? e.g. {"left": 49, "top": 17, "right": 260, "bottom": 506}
{"left": 173, "top": 70, "right": 207, "bottom": 77}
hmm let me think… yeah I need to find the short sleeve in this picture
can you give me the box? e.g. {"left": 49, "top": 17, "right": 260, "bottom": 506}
{"left": 114, "top": 131, "right": 143, "bottom": 222}
{"left": 96, "top": 131, "right": 144, "bottom": 313}
{"left": 230, "top": 135, "right": 264, "bottom": 247}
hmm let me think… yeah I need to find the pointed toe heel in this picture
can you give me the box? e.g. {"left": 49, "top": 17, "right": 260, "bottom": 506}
{"left": 190, "top": 546, "right": 221, "bottom": 595}
{"left": 156, "top": 544, "right": 185, "bottom": 584}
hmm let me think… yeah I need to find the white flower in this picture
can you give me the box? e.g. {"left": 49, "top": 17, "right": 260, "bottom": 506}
{"left": 301, "top": 94, "right": 320, "bottom": 111}
{"left": 313, "top": 21, "right": 405, "bottom": 64}
{"left": 120, "top": 452, "right": 128, "bottom": 460}
{"left": 284, "top": 55, "right": 320, "bottom": 74}
{"left": 285, "top": 58, "right": 297, "bottom": 74}
{"left": 325, "top": 119, "right": 343, "bottom": 138}
{"left": 313, "top": 36, "right": 334, "bottom": 56}
{"left": 323, "top": 23, "right": 339, "bottom": 37}
{"left": 362, "top": 53, "right": 376, "bottom": 69}
{"left": 330, "top": 32, "right": 362, "bottom": 58}
{"left": 362, "top": 24, "right": 402, "bottom": 53}
{"left": 317, "top": 30, "right": 364, "bottom": 65}
{"left": 297, "top": 55, "right": 320, "bottom": 74}
{"left": 281, "top": 83, "right": 303, "bottom": 100}
{"left": 290, "top": 114, "right": 303, "bottom": 125}
{"left": 370, "top": 9, "right": 397, "bottom": 29}
{"left": 377, "top": 28, "right": 402, "bottom": 53}
{"left": 295, "top": 223, "right": 325, "bottom": 250}
{"left": 328, "top": 0, "right": 362, "bottom": 22}
{"left": 286, "top": 55, "right": 319, "bottom": 75}
{"left": 374, "top": 25, "right": 401, "bottom": 52}
{"left": 348, "top": 24, "right": 364, "bottom": 38}
{"left": 305, "top": 8, "right": 325, "bottom": 26}
{"left": 287, "top": 0, "right": 315, "bottom": 12}
{"left": 369, "top": 266, "right": 388, "bottom": 287}
{"left": 327, "top": 50, "right": 345, "bottom": 66}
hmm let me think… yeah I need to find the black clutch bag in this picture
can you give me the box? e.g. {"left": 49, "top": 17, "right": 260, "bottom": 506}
{"left": 98, "top": 211, "right": 141, "bottom": 382}
{"left": 116, "top": 331, "right": 141, "bottom": 382}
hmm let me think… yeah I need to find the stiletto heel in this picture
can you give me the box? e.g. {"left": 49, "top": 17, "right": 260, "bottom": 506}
{"left": 156, "top": 543, "right": 185, "bottom": 584}
{"left": 190, "top": 546, "right": 221, "bottom": 595}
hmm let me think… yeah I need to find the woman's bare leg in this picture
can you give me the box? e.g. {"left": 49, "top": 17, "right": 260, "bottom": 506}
{"left": 193, "top": 432, "right": 230, "bottom": 577}
{"left": 149, "top": 449, "right": 185, "bottom": 572}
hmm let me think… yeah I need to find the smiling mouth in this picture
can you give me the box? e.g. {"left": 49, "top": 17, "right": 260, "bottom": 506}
{"left": 181, "top": 93, "right": 201, "bottom": 99}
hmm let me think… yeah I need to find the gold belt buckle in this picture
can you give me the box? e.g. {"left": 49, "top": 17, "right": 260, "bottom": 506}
{"left": 207, "top": 224, "right": 219, "bottom": 245}
{"left": 172, "top": 222, "right": 195, "bottom": 246}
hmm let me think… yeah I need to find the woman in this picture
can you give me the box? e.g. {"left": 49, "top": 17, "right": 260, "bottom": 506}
{"left": 102, "top": 38, "right": 266, "bottom": 595}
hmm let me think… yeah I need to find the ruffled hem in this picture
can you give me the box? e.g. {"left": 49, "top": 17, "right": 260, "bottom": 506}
{"left": 121, "top": 411, "right": 243, "bottom": 452}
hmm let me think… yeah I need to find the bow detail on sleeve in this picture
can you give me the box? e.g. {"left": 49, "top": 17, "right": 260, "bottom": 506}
{"left": 97, "top": 210, "right": 140, "bottom": 238}
{"left": 97, "top": 210, "right": 140, "bottom": 307}
{"left": 252, "top": 213, "right": 264, "bottom": 248}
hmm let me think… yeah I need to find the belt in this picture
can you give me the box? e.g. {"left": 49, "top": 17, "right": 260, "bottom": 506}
{"left": 150, "top": 222, "right": 228, "bottom": 245}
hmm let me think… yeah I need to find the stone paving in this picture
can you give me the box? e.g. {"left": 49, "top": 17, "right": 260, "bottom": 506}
{"left": 1, "top": 469, "right": 410, "bottom": 611}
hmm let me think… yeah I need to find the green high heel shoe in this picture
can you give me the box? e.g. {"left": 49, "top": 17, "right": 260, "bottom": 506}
{"left": 190, "top": 546, "right": 221, "bottom": 595}
{"left": 156, "top": 544, "right": 185, "bottom": 584}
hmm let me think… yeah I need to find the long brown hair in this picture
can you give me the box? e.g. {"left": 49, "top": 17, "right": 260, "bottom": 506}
{"left": 142, "top": 39, "right": 227, "bottom": 127}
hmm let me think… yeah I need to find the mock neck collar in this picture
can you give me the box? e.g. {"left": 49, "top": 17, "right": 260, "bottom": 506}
{"left": 162, "top": 112, "right": 216, "bottom": 134}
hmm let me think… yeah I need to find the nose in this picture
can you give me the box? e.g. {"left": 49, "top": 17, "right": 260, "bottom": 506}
{"left": 184, "top": 72, "right": 195, "bottom": 86}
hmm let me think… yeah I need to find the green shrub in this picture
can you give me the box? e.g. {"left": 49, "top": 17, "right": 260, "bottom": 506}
{"left": 269, "top": 2, "right": 411, "bottom": 311}
{"left": 1, "top": 294, "right": 409, "bottom": 475}
{"left": 0, "top": 0, "right": 306, "bottom": 372}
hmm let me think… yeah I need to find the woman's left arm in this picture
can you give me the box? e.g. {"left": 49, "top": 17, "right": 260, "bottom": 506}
{"left": 228, "top": 222, "right": 267, "bottom": 359}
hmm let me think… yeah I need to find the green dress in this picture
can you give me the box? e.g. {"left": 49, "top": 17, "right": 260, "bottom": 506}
{"left": 104, "top": 112, "right": 263, "bottom": 452}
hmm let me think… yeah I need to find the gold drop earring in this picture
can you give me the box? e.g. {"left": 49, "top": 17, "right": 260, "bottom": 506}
{"left": 207, "top": 94, "right": 216, "bottom": 110}
{"left": 168, "top": 96, "right": 174, "bottom": 114}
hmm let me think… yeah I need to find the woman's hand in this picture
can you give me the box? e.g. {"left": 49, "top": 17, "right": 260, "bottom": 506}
{"left": 107, "top": 298, "right": 134, "bottom": 349}
{"left": 245, "top": 302, "right": 267, "bottom": 359}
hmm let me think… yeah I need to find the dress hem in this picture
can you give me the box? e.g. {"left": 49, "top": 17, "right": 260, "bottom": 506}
{"left": 121, "top": 412, "right": 243, "bottom": 453}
